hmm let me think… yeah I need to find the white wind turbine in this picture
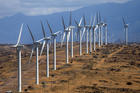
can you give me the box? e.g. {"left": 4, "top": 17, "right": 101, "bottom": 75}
{"left": 11, "top": 24, "right": 24, "bottom": 92}
{"left": 92, "top": 15, "right": 98, "bottom": 51}
{"left": 39, "top": 21, "right": 51, "bottom": 77}
{"left": 122, "top": 17, "right": 129, "bottom": 45}
{"left": 74, "top": 17, "right": 83, "bottom": 56}
{"left": 81, "top": 15, "right": 93, "bottom": 54}
{"left": 61, "top": 16, "right": 71, "bottom": 64}
{"left": 46, "top": 20, "right": 61, "bottom": 70}
{"left": 98, "top": 12, "right": 104, "bottom": 46}
{"left": 81, "top": 15, "right": 89, "bottom": 54}
{"left": 68, "top": 12, "right": 75, "bottom": 58}
{"left": 27, "top": 25, "right": 44, "bottom": 85}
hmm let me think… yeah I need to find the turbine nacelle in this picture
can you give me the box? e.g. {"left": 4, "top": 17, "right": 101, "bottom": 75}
{"left": 84, "top": 25, "right": 90, "bottom": 28}
{"left": 124, "top": 24, "right": 128, "bottom": 28}
{"left": 97, "top": 23, "right": 101, "bottom": 26}
{"left": 103, "top": 23, "right": 107, "bottom": 27}
{"left": 100, "top": 22, "right": 104, "bottom": 26}
{"left": 51, "top": 31, "right": 62, "bottom": 37}
{"left": 77, "top": 26, "right": 83, "bottom": 29}
{"left": 69, "top": 26, "right": 75, "bottom": 29}
{"left": 92, "top": 25, "right": 98, "bottom": 29}
{"left": 51, "top": 33, "right": 58, "bottom": 37}
{"left": 44, "top": 37, "right": 51, "bottom": 40}
{"left": 64, "top": 27, "right": 71, "bottom": 32}
{"left": 33, "top": 42, "right": 41, "bottom": 45}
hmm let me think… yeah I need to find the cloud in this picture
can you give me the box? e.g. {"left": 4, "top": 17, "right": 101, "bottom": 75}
{"left": 0, "top": 0, "right": 131, "bottom": 18}
{"left": 22, "top": 7, "right": 81, "bottom": 16}
{"left": 0, "top": 0, "right": 20, "bottom": 18}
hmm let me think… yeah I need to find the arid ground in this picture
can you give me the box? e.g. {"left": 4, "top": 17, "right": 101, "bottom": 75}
{"left": 0, "top": 43, "right": 140, "bottom": 93}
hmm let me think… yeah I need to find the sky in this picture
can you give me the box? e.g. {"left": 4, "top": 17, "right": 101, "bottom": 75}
{"left": 0, "top": 0, "right": 131, "bottom": 18}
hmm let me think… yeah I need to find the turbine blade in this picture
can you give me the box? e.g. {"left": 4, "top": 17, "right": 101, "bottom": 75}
{"left": 28, "top": 46, "right": 35, "bottom": 63}
{"left": 89, "top": 16, "right": 93, "bottom": 26}
{"left": 49, "top": 39, "right": 52, "bottom": 47}
{"left": 54, "top": 31, "right": 61, "bottom": 35}
{"left": 40, "top": 21, "right": 46, "bottom": 38}
{"left": 79, "top": 17, "right": 83, "bottom": 26}
{"left": 81, "top": 27, "right": 86, "bottom": 40}
{"left": 61, "top": 32, "right": 66, "bottom": 47}
{"left": 122, "top": 17, "right": 126, "bottom": 25}
{"left": 75, "top": 31, "right": 78, "bottom": 41}
{"left": 77, "top": 31, "right": 79, "bottom": 41}
{"left": 26, "top": 24, "right": 35, "bottom": 43}
{"left": 95, "top": 25, "right": 98, "bottom": 31}
{"left": 93, "top": 14, "right": 96, "bottom": 26}
{"left": 46, "top": 20, "right": 53, "bottom": 34}
{"left": 83, "top": 15, "right": 86, "bottom": 26}
{"left": 62, "top": 16, "right": 66, "bottom": 30}
{"left": 36, "top": 38, "right": 44, "bottom": 42}
{"left": 99, "top": 12, "right": 101, "bottom": 23}
{"left": 67, "top": 32, "right": 71, "bottom": 42}
{"left": 104, "top": 18, "right": 107, "bottom": 23}
{"left": 40, "top": 41, "right": 46, "bottom": 56}
{"left": 89, "top": 16, "right": 93, "bottom": 31}
{"left": 96, "top": 12, "right": 99, "bottom": 24}
{"left": 74, "top": 19, "right": 79, "bottom": 27}
{"left": 69, "top": 11, "right": 72, "bottom": 26}
{"left": 16, "top": 24, "right": 23, "bottom": 45}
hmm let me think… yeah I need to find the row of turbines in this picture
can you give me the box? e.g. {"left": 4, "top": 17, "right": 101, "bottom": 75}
{"left": 10, "top": 12, "right": 128, "bottom": 92}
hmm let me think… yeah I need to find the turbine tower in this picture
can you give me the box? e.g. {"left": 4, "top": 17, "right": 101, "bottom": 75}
{"left": 40, "top": 21, "right": 51, "bottom": 77}
{"left": 46, "top": 20, "right": 61, "bottom": 70}
{"left": 74, "top": 17, "right": 83, "bottom": 56}
{"left": 96, "top": 12, "right": 101, "bottom": 47}
{"left": 89, "top": 16, "right": 93, "bottom": 53}
{"left": 27, "top": 25, "right": 43, "bottom": 85}
{"left": 122, "top": 17, "right": 128, "bottom": 45}
{"left": 11, "top": 24, "right": 24, "bottom": 92}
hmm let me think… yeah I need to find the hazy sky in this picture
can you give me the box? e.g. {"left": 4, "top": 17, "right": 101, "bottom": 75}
{"left": 0, "top": 0, "right": 131, "bottom": 18}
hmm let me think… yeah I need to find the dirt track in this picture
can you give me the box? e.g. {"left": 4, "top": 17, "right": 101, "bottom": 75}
{"left": 95, "top": 46, "right": 124, "bottom": 69}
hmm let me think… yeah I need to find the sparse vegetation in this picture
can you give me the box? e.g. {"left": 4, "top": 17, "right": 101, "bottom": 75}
{"left": 0, "top": 44, "right": 140, "bottom": 93}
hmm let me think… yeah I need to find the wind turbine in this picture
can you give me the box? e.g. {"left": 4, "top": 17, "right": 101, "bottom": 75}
{"left": 61, "top": 16, "right": 71, "bottom": 64}
{"left": 40, "top": 21, "right": 51, "bottom": 77}
{"left": 122, "top": 17, "right": 128, "bottom": 45}
{"left": 46, "top": 20, "right": 61, "bottom": 70}
{"left": 27, "top": 24, "right": 44, "bottom": 85}
{"left": 74, "top": 17, "right": 83, "bottom": 56}
{"left": 11, "top": 24, "right": 24, "bottom": 92}
{"left": 92, "top": 15, "right": 98, "bottom": 51}
{"left": 81, "top": 15, "right": 89, "bottom": 54}
{"left": 98, "top": 12, "right": 104, "bottom": 46}
{"left": 68, "top": 12, "right": 75, "bottom": 58}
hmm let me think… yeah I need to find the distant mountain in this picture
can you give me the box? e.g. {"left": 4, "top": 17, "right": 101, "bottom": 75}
{"left": 0, "top": 0, "right": 140, "bottom": 44}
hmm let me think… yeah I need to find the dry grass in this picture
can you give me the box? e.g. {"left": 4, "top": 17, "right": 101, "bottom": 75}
{"left": 0, "top": 43, "right": 140, "bottom": 93}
